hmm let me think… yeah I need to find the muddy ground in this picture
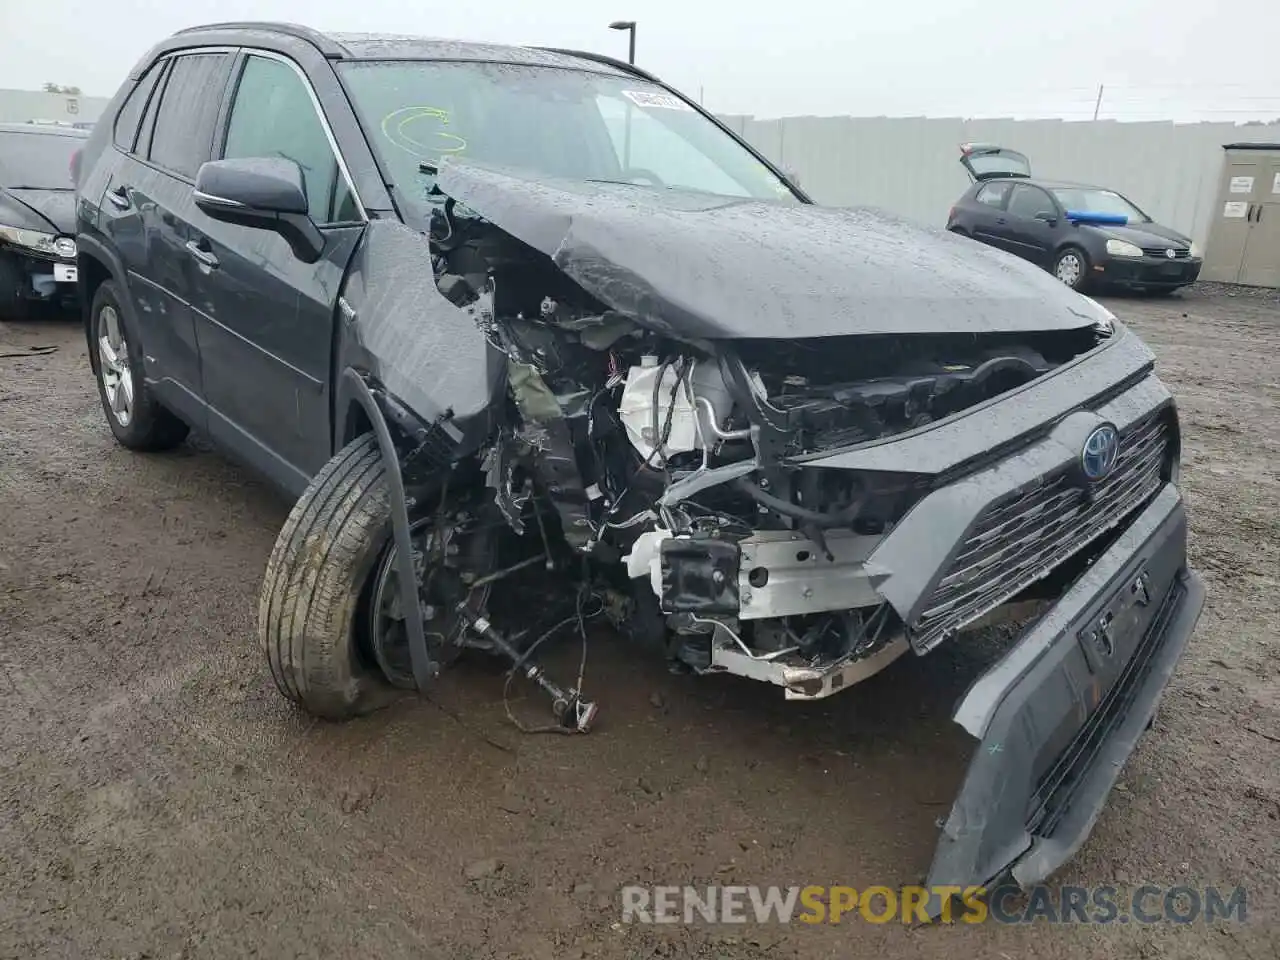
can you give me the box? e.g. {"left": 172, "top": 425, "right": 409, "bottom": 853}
{"left": 1, "top": 285, "right": 1278, "bottom": 959}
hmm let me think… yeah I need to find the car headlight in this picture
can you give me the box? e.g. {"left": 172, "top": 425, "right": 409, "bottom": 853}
{"left": 0, "top": 224, "right": 59, "bottom": 256}
{"left": 54, "top": 236, "right": 77, "bottom": 259}
{"left": 1189, "top": 241, "right": 1203, "bottom": 259}
{"left": 1105, "top": 238, "right": 1144, "bottom": 258}
{"left": 1081, "top": 295, "right": 1117, "bottom": 338}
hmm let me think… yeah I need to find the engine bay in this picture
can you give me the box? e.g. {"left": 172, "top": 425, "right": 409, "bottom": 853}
{"left": 420, "top": 198, "right": 1107, "bottom": 685}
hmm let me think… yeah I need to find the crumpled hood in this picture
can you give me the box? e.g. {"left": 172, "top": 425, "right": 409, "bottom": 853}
{"left": 0, "top": 187, "right": 75, "bottom": 234}
{"left": 435, "top": 161, "right": 1098, "bottom": 340}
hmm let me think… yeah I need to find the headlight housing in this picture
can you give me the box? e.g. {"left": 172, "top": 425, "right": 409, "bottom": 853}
{"left": 1105, "top": 238, "right": 1144, "bottom": 258}
{"left": 0, "top": 224, "right": 59, "bottom": 257}
{"left": 1189, "top": 240, "right": 1203, "bottom": 259}
{"left": 1081, "top": 295, "right": 1117, "bottom": 339}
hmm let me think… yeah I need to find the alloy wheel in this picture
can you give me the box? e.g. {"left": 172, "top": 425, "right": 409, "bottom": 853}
{"left": 98, "top": 305, "right": 134, "bottom": 426}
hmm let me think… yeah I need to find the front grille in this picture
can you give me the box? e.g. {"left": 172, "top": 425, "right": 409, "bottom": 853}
{"left": 912, "top": 410, "right": 1169, "bottom": 651}
{"left": 1141, "top": 246, "right": 1189, "bottom": 259}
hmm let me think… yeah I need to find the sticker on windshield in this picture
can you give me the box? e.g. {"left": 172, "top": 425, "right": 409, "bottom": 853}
{"left": 622, "top": 89, "right": 694, "bottom": 111}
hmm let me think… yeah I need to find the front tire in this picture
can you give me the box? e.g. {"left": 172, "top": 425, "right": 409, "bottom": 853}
{"left": 1052, "top": 246, "right": 1090, "bottom": 291}
{"left": 90, "top": 281, "right": 188, "bottom": 450}
{"left": 259, "top": 434, "right": 399, "bottom": 720}
{"left": 0, "top": 254, "right": 31, "bottom": 321}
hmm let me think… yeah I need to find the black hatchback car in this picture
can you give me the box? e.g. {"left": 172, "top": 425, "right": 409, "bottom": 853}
{"left": 947, "top": 144, "right": 1203, "bottom": 293}
{"left": 0, "top": 122, "right": 87, "bottom": 318}
{"left": 75, "top": 23, "right": 1204, "bottom": 906}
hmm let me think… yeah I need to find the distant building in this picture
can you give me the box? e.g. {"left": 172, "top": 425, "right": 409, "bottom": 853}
{"left": 0, "top": 88, "right": 110, "bottom": 127}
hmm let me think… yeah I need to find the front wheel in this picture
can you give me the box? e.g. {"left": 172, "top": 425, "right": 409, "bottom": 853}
{"left": 259, "top": 434, "right": 400, "bottom": 720}
{"left": 0, "top": 254, "right": 31, "bottom": 321}
{"left": 1052, "top": 247, "right": 1090, "bottom": 291}
{"left": 258, "top": 434, "right": 496, "bottom": 720}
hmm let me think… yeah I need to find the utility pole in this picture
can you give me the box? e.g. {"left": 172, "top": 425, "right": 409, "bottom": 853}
{"left": 1093, "top": 84, "right": 1104, "bottom": 121}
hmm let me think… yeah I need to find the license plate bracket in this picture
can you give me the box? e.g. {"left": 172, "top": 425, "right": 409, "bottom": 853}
{"left": 1078, "top": 568, "right": 1152, "bottom": 678}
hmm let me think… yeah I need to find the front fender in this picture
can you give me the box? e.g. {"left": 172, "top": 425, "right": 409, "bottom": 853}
{"left": 332, "top": 219, "right": 505, "bottom": 457}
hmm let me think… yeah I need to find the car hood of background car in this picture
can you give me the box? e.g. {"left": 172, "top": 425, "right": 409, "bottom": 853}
{"left": 434, "top": 161, "right": 1098, "bottom": 340}
{"left": 1084, "top": 220, "right": 1192, "bottom": 250}
{"left": 0, "top": 187, "right": 75, "bottom": 234}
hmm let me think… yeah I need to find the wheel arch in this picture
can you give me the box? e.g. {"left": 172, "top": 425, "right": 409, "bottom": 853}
{"left": 76, "top": 237, "right": 142, "bottom": 368}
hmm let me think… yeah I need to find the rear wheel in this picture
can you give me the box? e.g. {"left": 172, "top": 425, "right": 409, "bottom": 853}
{"left": 1052, "top": 246, "right": 1090, "bottom": 291}
{"left": 90, "top": 281, "right": 188, "bottom": 450}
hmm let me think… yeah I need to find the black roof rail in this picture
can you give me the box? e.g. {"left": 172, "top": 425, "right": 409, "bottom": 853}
{"left": 173, "top": 21, "right": 348, "bottom": 58}
{"left": 534, "top": 47, "right": 656, "bottom": 82}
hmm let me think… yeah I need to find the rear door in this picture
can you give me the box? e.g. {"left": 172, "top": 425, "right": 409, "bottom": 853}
{"left": 100, "top": 51, "right": 234, "bottom": 429}
{"left": 959, "top": 143, "right": 1031, "bottom": 182}
{"left": 1001, "top": 183, "right": 1062, "bottom": 265}
{"left": 967, "top": 180, "right": 1016, "bottom": 249}
{"left": 187, "top": 51, "right": 365, "bottom": 491}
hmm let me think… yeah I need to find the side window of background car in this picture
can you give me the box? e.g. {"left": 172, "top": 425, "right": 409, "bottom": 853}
{"left": 148, "top": 53, "right": 230, "bottom": 179}
{"left": 112, "top": 61, "right": 163, "bottom": 152}
{"left": 975, "top": 182, "right": 1010, "bottom": 208}
{"left": 222, "top": 55, "right": 358, "bottom": 224}
{"left": 1007, "top": 184, "right": 1055, "bottom": 220}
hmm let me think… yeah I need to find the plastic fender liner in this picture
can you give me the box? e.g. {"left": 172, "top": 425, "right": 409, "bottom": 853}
{"left": 341, "top": 369, "right": 438, "bottom": 693}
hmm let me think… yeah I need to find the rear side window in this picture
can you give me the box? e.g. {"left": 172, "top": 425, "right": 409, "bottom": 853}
{"left": 112, "top": 62, "right": 163, "bottom": 152}
{"left": 148, "top": 52, "right": 230, "bottom": 179}
{"left": 975, "top": 182, "right": 1010, "bottom": 207}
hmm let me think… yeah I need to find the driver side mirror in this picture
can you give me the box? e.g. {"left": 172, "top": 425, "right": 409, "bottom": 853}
{"left": 1034, "top": 211, "right": 1059, "bottom": 226}
{"left": 193, "top": 157, "right": 324, "bottom": 263}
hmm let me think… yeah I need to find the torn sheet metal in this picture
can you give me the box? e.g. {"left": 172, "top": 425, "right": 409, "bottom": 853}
{"left": 336, "top": 220, "right": 506, "bottom": 455}
{"left": 433, "top": 160, "right": 1099, "bottom": 341}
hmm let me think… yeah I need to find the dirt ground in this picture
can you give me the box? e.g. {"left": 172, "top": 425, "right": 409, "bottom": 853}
{"left": 1, "top": 284, "right": 1278, "bottom": 960}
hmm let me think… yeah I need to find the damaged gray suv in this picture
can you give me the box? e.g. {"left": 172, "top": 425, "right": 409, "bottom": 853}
{"left": 75, "top": 22, "right": 1205, "bottom": 905}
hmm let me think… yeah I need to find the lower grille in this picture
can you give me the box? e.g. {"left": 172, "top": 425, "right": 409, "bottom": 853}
{"left": 1026, "top": 577, "right": 1184, "bottom": 837}
{"left": 912, "top": 410, "right": 1169, "bottom": 651}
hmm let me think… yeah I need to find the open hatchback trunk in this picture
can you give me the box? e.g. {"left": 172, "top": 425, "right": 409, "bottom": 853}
{"left": 959, "top": 142, "right": 1032, "bottom": 181}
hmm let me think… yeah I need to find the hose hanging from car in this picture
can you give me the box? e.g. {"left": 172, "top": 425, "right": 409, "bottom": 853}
{"left": 341, "top": 369, "right": 437, "bottom": 694}
{"left": 731, "top": 477, "right": 866, "bottom": 528}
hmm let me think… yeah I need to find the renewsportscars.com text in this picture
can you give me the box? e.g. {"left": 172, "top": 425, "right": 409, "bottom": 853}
{"left": 621, "top": 884, "right": 1248, "bottom": 925}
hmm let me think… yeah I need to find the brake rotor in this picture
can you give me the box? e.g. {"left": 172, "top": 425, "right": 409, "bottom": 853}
{"left": 367, "top": 510, "right": 496, "bottom": 688}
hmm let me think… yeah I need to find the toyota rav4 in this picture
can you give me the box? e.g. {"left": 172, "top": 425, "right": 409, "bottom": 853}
{"left": 74, "top": 22, "right": 1205, "bottom": 906}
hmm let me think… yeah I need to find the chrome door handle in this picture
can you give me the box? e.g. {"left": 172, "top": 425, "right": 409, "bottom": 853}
{"left": 185, "top": 239, "right": 219, "bottom": 269}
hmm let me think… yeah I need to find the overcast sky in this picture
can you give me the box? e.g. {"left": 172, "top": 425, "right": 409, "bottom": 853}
{"left": 2, "top": 0, "right": 1278, "bottom": 122}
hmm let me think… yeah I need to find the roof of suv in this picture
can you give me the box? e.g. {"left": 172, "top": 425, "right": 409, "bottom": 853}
{"left": 172, "top": 21, "right": 636, "bottom": 77}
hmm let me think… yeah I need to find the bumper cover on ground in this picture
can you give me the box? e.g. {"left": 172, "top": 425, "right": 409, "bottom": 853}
{"left": 926, "top": 484, "right": 1204, "bottom": 911}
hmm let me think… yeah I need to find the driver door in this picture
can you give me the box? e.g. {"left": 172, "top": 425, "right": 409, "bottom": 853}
{"left": 187, "top": 51, "right": 365, "bottom": 493}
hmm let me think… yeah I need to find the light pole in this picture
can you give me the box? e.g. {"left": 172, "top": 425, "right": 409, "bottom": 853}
{"left": 608, "top": 20, "right": 636, "bottom": 64}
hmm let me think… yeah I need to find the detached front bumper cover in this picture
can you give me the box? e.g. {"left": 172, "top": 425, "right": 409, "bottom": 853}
{"left": 927, "top": 484, "right": 1204, "bottom": 913}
